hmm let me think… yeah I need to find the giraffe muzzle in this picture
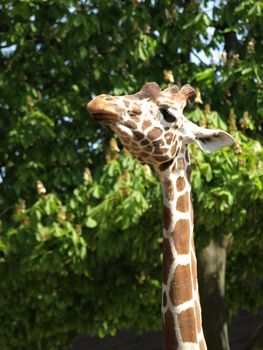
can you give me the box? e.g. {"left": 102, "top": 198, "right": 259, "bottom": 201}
{"left": 87, "top": 95, "right": 119, "bottom": 123}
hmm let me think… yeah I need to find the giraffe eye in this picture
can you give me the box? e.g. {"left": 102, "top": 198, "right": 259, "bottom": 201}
{"left": 160, "top": 108, "right": 176, "bottom": 123}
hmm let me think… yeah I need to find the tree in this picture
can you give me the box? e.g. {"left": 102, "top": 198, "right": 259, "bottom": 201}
{"left": 0, "top": 1, "right": 262, "bottom": 349}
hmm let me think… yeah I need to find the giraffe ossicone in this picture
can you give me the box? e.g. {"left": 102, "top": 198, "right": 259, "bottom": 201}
{"left": 87, "top": 82, "right": 234, "bottom": 350}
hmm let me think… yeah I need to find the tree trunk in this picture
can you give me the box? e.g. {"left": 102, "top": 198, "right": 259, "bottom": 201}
{"left": 197, "top": 236, "right": 231, "bottom": 350}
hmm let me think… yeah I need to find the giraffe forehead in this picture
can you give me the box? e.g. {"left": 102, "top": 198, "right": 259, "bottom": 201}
{"left": 119, "top": 98, "right": 160, "bottom": 123}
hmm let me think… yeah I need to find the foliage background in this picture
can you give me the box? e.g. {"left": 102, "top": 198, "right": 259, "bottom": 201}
{"left": 0, "top": 0, "right": 262, "bottom": 349}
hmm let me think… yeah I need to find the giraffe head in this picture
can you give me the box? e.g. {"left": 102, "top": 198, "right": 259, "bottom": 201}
{"left": 88, "top": 82, "right": 234, "bottom": 174}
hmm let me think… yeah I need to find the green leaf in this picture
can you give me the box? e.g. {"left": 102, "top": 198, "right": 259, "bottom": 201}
{"left": 241, "top": 67, "right": 252, "bottom": 75}
{"left": 138, "top": 45, "right": 147, "bottom": 61}
{"left": 84, "top": 217, "right": 97, "bottom": 228}
{"left": 92, "top": 184, "right": 100, "bottom": 199}
{"left": 201, "top": 163, "right": 213, "bottom": 182}
{"left": 72, "top": 84, "right": 79, "bottom": 92}
{"left": 195, "top": 68, "right": 215, "bottom": 81}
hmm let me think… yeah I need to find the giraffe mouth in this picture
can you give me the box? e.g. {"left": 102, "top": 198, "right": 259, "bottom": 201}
{"left": 90, "top": 112, "right": 117, "bottom": 123}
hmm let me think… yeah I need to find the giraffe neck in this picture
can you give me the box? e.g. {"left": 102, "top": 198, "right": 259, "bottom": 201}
{"left": 160, "top": 145, "right": 207, "bottom": 350}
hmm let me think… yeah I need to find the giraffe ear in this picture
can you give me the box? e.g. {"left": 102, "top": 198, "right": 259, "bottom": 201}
{"left": 194, "top": 129, "right": 235, "bottom": 152}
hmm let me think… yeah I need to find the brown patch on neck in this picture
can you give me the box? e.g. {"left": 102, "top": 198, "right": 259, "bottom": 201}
{"left": 177, "top": 308, "right": 198, "bottom": 343}
{"left": 169, "top": 265, "right": 193, "bottom": 306}
{"left": 176, "top": 192, "right": 189, "bottom": 212}
{"left": 177, "top": 158, "right": 185, "bottom": 170}
{"left": 164, "top": 179, "right": 174, "bottom": 201}
{"left": 172, "top": 219, "right": 190, "bottom": 254}
{"left": 186, "top": 165, "right": 192, "bottom": 182}
{"left": 159, "top": 159, "right": 173, "bottom": 172}
{"left": 163, "top": 309, "right": 178, "bottom": 350}
{"left": 163, "top": 205, "right": 172, "bottom": 231}
{"left": 163, "top": 238, "right": 174, "bottom": 284}
{"left": 176, "top": 176, "right": 186, "bottom": 192}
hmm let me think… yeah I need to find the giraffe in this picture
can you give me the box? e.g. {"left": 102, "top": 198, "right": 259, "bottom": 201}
{"left": 87, "top": 82, "right": 234, "bottom": 350}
